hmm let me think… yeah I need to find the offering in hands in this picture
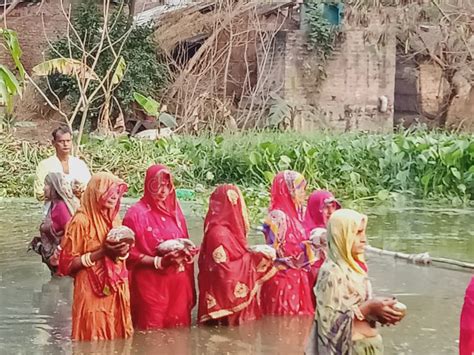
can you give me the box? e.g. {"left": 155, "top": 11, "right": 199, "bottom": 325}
{"left": 107, "top": 226, "right": 136, "bottom": 245}
{"left": 248, "top": 245, "right": 277, "bottom": 260}
{"left": 156, "top": 238, "right": 199, "bottom": 257}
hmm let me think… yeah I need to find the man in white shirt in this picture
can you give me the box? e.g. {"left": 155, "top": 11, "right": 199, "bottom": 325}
{"left": 34, "top": 126, "right": 92, "bottom": 203}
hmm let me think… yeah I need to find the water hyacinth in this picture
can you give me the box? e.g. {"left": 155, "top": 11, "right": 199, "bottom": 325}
{"left": 0, "top": 130, "right": 472, "bottom": 207}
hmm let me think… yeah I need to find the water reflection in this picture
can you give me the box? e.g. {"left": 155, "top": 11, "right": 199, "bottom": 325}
{"left": 0, "top": 198, "right": 472, "bottom": 354}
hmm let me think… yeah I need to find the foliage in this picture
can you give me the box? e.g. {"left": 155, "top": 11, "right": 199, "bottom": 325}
{"left": 0, "top": 29, "right": 26, "bottom": 115}
{"left": 133, "top": 92, "right": 177, "bottom": 129}
{"left": 46, "top": 0, "right": 169, "bottom": 130}
{"left": 305, "top": 1, "right": 338, "bottom": 58}
{"left": 1, "top": 130, "right": 472, "bottom": 208}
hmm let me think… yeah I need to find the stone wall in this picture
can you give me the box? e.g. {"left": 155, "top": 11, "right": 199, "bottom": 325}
{"left": 280, "top": 29, "right": 395, "bottom": 133}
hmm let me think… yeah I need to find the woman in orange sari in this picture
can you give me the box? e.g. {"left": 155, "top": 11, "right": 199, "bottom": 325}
{"left": 58, "top": 172, "right": 133, "bottom": 341}
{"left": 198, "top": 185, "right": 276, "bottom": 326}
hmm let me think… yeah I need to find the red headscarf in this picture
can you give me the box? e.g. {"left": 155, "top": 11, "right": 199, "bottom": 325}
{"left": 303, "top": 190, "right": 341, "bottom": 234}
{"left": 124, "top": 165, "right": 189, "bottom": 266}
{"left": 198, "top": 185, "right": 275, "bottom": 325}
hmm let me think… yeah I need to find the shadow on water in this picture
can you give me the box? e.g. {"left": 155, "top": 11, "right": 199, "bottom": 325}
{"left": 0, "top": 198, "right": 471, "bottom": 354}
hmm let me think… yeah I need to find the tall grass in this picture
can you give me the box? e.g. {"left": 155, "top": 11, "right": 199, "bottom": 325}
{"left": 1, "top": 130, "right": 472, "bottom": 205}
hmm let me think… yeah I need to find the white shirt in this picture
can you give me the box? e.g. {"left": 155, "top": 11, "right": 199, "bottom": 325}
{"left": 34, "top": 155, "right": 92, "bottom": 201}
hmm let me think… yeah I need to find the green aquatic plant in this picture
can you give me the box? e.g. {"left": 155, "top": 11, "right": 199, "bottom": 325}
{"left": 0, "top": 130, "right": 472, "bottom": 209}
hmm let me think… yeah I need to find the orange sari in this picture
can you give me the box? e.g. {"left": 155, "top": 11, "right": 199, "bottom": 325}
{"left": 59, "top": 172, "right": 133, "bottom": 341}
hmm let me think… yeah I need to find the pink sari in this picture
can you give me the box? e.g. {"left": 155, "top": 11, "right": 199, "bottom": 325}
{"left": 303, "top": 190, "right": 341, "bottom": 287}
{"left": 460, "top": 276, "right": 474, "bottom": 355}
{"left": 123, "top": 165, "right": 195, "bottom": 330}
{"left": 261, "top": 171, "right": 315, "bottom": 316}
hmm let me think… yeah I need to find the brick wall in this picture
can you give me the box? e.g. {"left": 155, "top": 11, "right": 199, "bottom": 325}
{"left": 0, "top": 1, "right": 71, "bottom": 71}
{"left": 281, "top": 29, "right": 396, "bottom": 133}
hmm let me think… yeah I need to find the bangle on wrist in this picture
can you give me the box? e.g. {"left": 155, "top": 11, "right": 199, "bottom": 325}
{"left": 154, "top": 256, "right": 162, "bottom": 270}
{"left": 118, "top": 252, "right": 129, "bottom": 261}
{"left": 81, "top": 252, "right": 96, "bottom": 268}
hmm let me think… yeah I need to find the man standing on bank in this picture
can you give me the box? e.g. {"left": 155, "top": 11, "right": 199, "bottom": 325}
{"left": 34, "top": 126, "right": 91, "bottom": 208}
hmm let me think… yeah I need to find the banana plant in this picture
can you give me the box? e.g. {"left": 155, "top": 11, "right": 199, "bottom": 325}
{"left": 0, "top": 29, "right": 26, "bottom": 125}
{"left": 133, "top": 92, "right": 177, "bottom": 134}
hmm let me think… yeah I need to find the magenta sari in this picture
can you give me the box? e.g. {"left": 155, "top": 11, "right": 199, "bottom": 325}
{"left": 460, "top": 276, "right": 474, "bottom": 355}
{"left": 123, "top": 165, "right": 195, "bottom": 330}
{"left": 261, "top": 171, "right": 315, "bottom": 316}
{"left": 303, "top": 190, "right": 341, "bottom": 287}
{"left": 303, "top": 190, "right": 341, "bottom": 235}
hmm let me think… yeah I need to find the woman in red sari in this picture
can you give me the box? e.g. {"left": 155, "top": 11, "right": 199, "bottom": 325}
{"left": 198, "top": 185, "right": 276, "bottom": 326}
{"left": 460, "top": 276, "right": 474, "bottom": 355}
{"left": 261, "top": 170, "right": 315, "bottom": 316}
{"left": 123, "top": 164, "right": 195, "bottom": 330}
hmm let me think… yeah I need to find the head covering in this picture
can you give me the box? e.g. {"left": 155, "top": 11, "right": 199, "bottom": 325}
{"left": 80, "top": 172, "right": 128, "bottom": 237}
{"left": 326, "top": 209, "right": 368, "bottom": 275}
{"left": 269, "top": 170, "right": 306, "bottom": 221}
{"left": 141, "top": 164, "right": 186, "bottom": 234}
{"left": 59, "top": 172, "right": 128, "bottom": 296}
{"left": 303, "top": 190, "right": 341, "bottom": 234}
{"left": 203, "top": 184, "right": 249, "bottom": 248}
{"left": 314, "top": 209, "right": 372, "bottom": 354}
{"left": 45, "top": 172, "right": 80, "bottom": 215}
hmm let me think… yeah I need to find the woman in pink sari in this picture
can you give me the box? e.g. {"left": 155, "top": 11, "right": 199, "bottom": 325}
{"left": 260, "top": 170, "right": 315, "bottom": 316}
{"left": 460, "top": 276, "right": 474, "bottom": 355}
{"left": 123, "top": 165, "right": 196, "bottom": 330}
{"left": 30, "top": 172, "right": 80, "bottom": 275}
{"left": 198, "top": 185, "right": 276, "bottom": 326}
{"left": 303, "top": 190, "right": 341, "bottom": 287}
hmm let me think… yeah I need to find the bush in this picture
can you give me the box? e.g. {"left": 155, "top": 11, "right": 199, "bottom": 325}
{"left": 46, "top": 0, "right": 169, "bottom": 130}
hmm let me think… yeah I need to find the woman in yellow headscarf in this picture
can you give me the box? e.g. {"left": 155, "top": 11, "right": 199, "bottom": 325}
{"left": 58, "top": 172, "right": 133, "bottom": 341}
{"left": 308, "top": 209, "right": 403, "bottom": 354}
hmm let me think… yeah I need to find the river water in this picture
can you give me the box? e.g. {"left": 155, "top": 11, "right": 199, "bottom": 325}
{"left": 0, "top": 198, "right": 472, "bottom": 354}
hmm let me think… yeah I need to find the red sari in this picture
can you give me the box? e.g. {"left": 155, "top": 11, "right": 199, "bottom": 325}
{"left": 123, "top": 165, "right": 195, "bottom": 330}
{"left": 198, "top": 185, "right": 276, "bottom": 326}
{"left": 261, "top": 171, "right": 315, "bottom": 316}
{"left": 460, "top": 276, "right": 474, "bottom": 355}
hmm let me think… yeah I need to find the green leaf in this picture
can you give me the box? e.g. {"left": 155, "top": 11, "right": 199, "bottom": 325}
{"left": 263, "top": 171, "right": 275, "bottom": 183}
{"left": 377, "top": 189, "right": 390, "bottom": 201}
{"left": 249, "top": 151, "right": 262, "bottom": 165}
{"left": 451, "top": 167, "right": 461, "bottom": 180}
{"left": 111, "top": 56, "right": 126, "bottom": 85}
{"left": 158, "top": 112, "right": 177, "bottom": 128}
{"left": 0, "top": 65, "right": 21, "bottom": 112}
{"left": 1, "top": 29, "right": 25, "bottom": 79}
{"left": 133, "top": 92, "right": 159, "bottom": 116}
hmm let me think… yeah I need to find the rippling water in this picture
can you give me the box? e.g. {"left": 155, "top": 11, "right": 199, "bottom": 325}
{"left": 0, "top": 198, "right": 471, "bottom": 354}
